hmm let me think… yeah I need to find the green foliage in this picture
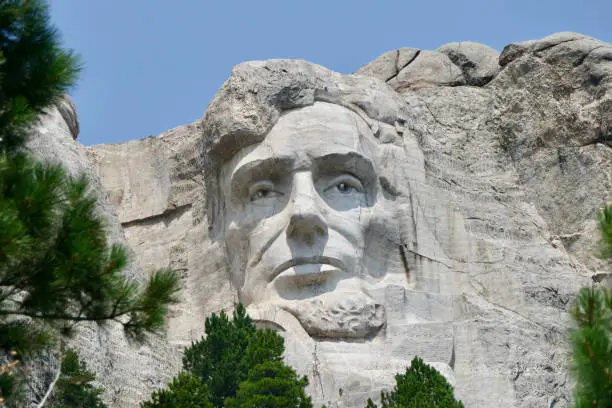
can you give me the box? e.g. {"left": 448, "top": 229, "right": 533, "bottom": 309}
{"left": 140, "top": 371, "right": 212, "bottom": 408}
{"left": 0, "top": 2, "right": 181, "bottom": 404}
{"left": 47, "top": 349, "right": 108, "bottom": 408}
{"left": 365, "top": 357, "right": 464, "bottom": 408}
{"left": 225, "top": 360, "right": 312, "bottom": 408}
{"left": 570, "top": 286, "right": 612, "bottom": 408}
{"left": 0, "top": 152, "right": 181, "bottom": 404}
{"left": 143, "top": 304, "right": 312, "bottom": 408}
{"left": 567, "top": 205, "right": 612, "bottom": 407}
{"left": 597, "top": 205, "right": 612, "bottom": 259}
{"left": 0, "top": 0, "right": 81, "bottom": 150}
{"left": 182, "top": 304, "right": 260, "bottom": 407}
{"left": 0, "top": 152, "right": 181, "bottom": 340}
{"left": 242, "top": 323, "right": 285, "bottom": 372}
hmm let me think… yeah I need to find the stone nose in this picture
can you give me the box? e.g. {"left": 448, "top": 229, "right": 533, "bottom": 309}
{"left": 286, "top": 172, "right": 327, "bottom": 244}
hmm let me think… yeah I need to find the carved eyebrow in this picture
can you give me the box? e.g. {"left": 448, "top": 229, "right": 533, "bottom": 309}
{"left": 230, "top": 156, "right": 294, "bottom": 196}
{"left": 312, "top": 152, "right": 377, "bottom": 184}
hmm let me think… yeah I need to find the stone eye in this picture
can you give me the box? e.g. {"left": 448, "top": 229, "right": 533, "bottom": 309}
{"left": 248, "top": 181, "right": 280, "bottom": 202}
{"left": 324, "top": 175, "right": 364, "bottom": 195}
{"left": 253, "top": 189, "right": 271, "bottom": 200}
{"left": 336, "top": 182, "right": 353, "bottom": 193}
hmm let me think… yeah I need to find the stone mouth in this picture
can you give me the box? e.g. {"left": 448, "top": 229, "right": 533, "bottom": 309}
{"left": 272, "top": 256, "right": 345, "bottom": 280}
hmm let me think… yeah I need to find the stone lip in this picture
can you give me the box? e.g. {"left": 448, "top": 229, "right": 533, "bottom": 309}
{"left": 272, "top": 257, "right": 346, "bottom": 282}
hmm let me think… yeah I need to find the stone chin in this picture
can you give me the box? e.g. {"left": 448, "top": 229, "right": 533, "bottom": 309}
{"left": 275, "top": 290, "right": 386, "bottom": 339}
{"left": 241, "top": 261, "right": 387, "bottom": 339}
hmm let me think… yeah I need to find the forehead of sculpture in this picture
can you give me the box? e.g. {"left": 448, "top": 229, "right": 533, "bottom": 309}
{"left": 222, "top": 102, "right": 378, "bottom": 175}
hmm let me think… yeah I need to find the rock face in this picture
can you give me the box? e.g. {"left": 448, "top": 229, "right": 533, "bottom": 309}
{"left": 27, "top": 97, "right": 183, "bottom": 407}
{"left": 30, "top": 32, "right": 612, "bottom": 408}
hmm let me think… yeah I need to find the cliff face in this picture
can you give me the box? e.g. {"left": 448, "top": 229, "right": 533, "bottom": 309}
{"left": 30, "top": 32, "right": 612, "bottom": 407}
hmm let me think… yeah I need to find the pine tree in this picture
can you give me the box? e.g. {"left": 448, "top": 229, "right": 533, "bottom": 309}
{"left": 142, "top": 304, "right": 313, "bottom": 408}
{"left": 0, "top": 153, "right": 181, "bottom": 341}
{"left": 140, "top": 371, "right": 212, "bottom": 408}
{"left": 567, "top": 206, "right": 612, "bottom": 407}
{"left": 225, "top": 360, "right": 312, "bottom": 408}
{"left": 0, "top": 151, "right": 181, "bottom": 406}
{"left": 46, "top": 349, "right": 108, "bottom": 408}
{"left": 182, "top": 304, "right": 259, "bottom": 407}
{"left": 0, "top": 0, "right": 181, "bottom": 405}
{"left": 570, "top": 287, "right": 612, "bottom": 408}
{"left": 365, "top": 357, "right": 464, "bottom": 408}
{"left": 0, "top": 0, "right": 81, "bottom": 150}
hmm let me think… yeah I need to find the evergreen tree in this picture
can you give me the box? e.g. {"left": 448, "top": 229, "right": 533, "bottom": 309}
{"left": 365, "top": 357, "right": 464, "bottom": 408}
{"left": 567, "top": 206, "right": 612, "bottom": 408}
{"left": 0, "top": 0, "right": 81, "bottom": 150}
{"left": 0, "top": 153, "right": 181, "bottom": 342}
{"left": 182, "top": 304, "right": 259, "bottom": 407}
{"left": 597, "top": 205, "right": 612, "bottom": 259}
{"left": 570, "top": 287, "right": 612, "bottom": 408}
{"left": 225, "top": 360, "right": 312, "bottom": 408}
{"left": 142, "top": 304, "right": 313, "bottom": 408}
{"left": 140, "top": 372, "right": 212, "bottom": 408}
{"left": 0, "top": 0, "right": 181, "bottom": 404}
{"left": 0, "top": 146, "right": 182, "bottom": 406}
{"left": 46, "top": 349, "right": 108, "bottom": 408}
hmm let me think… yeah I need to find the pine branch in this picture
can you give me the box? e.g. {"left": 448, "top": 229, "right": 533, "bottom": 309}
{"left": 33, "top": 358, "right": 61, "bottom": 408}
{"left": 0, "top": 309, "right": 129, "bottom": 322}
{"left": 582, "top": 336, "right": 612, "bottom": 382}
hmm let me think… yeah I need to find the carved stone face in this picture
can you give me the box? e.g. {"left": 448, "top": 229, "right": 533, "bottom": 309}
{"left": 220, "top": 102, "right": 388, "bottom": 337}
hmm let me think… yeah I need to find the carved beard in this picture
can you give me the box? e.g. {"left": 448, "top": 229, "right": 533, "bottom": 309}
{"left": 278, "top": 291, "right": 385, "bottom": 339}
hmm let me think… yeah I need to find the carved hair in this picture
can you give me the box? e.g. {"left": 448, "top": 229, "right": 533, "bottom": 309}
{"left": 200, "top": 59, "right": 422, "bottom": 237}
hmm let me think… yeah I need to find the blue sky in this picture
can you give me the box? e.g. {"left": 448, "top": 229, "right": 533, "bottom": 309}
{"left": 49, "top": 0, "right": 611, "bottom": 146}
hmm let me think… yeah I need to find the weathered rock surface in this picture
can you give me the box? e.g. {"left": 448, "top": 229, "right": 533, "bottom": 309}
{"left": 437, "top": 41, "right": 500, "bottom": 86}
{"left": 26, "top": 99, "right": 184, "bottom": 407}
{"left": 29, "top": 32, "right": 612, "bottom": 407}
